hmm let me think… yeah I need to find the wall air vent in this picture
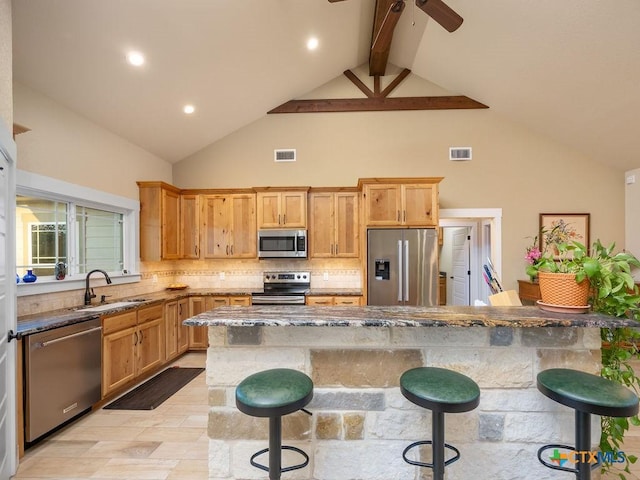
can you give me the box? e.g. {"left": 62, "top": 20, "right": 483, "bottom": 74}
{"left": 449, "top": 147, "right": 472, "bottom": 161}
{"left": 274, "top": 149, "right": 296, "bottom": 162}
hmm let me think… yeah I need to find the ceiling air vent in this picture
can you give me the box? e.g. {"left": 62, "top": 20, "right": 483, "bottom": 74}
{"left": 449, "top": 147, "right": 472, "bottom": 161}
{"left": 274, "top": 149, "right": 296, "bottom": 162}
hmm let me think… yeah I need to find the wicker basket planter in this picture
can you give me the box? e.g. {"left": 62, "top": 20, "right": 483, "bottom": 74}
{"left": 537, "top": 271, "right": 590, "bottom": 306}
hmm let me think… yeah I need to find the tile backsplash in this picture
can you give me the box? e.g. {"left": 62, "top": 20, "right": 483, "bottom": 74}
{"left": 17, "top": 258, "right": 363, "bottom": 316}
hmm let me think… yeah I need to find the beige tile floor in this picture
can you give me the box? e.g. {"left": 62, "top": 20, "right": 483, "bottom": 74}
{"left": 12, "top": 352, "right": 208, "bottom": 480}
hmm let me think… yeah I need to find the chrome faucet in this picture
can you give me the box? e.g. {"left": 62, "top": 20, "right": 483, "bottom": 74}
{"left": 84, "top": 269, "right": 113, "bottom": 305}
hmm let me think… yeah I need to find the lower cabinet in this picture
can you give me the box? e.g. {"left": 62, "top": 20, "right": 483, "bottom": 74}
{"left": 102, "top": 304, "right": 164, "bottom": 398}
{"left": 165, "top": 298, "right": 190, "bottom": 362}
{"left": 306, "top": 295, "right": 362, "bottom": 306}
{"left": 189, "top": 295, "right": 251, "bottom": 349}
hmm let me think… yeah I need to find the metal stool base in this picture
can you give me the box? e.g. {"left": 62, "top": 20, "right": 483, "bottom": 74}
{"left": 402, "top": 440, "right": 461, "bottom": 469}
{"left": 250, "top": 445, "right": 309, "bottom": 474}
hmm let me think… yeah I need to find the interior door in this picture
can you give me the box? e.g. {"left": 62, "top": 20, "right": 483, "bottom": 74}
{"left": 0, "top": 130, "right": 16, "bottom": 478}
{"left": 451, "top": 227, "right": 471, "bottom": 305}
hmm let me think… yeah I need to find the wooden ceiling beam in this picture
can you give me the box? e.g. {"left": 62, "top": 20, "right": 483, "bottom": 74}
{"left": 268, "top": 96, "right": 488, "bottom": 114}
{"left": 369, "top": 0, "right": 401, "bottom": 76}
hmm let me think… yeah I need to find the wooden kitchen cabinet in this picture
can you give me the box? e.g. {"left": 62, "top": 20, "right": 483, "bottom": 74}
{"left": 359, "top": 178, "right": 443, "bottom": 227}
{"left": 309, "top": 189, "right": 359, "bottom": 258}
{"left": 306, "top": 295, "right": 362, "bottom": 306}
{"left": 136, "top": 304, "right": 164, "bottom": 377}
{"left": 138, "top": 181, "right": 181, "bottom": 260}
{"left": 256, "top": 188, "right": 308, "bottom": 228}
{"left": 439, "top": 276, "right": 447, "bottom": 305}
{"left": 180, "top": 194, "right": 200, "bottom": 259}
{"left": 202, "top": 193, "right": 257, "bottom": 258}
{"left": 189, "top": 295, "right": 251, "bottom": 349}
{"left": 102, "top": 305, "right": 164, "bottom": 398}
{"left": 165, "top": 298, "right": 190, "bottom": 361}
{"left": 188, "top": 296, "right": 212, "bottom": 349}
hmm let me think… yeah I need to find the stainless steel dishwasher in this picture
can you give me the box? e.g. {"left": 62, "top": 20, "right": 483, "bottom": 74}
{"left": 25, "top": 318, "right": 102, "bottom": 442}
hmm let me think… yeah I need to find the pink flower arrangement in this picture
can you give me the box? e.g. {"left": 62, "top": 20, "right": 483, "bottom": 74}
{"left": 525, "top": 244, "right": 541, "bottom": 264}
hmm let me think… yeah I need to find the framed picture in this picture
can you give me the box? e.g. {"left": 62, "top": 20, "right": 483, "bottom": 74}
{"left": 539, "top": 213, "right": 590, "bottom": 254}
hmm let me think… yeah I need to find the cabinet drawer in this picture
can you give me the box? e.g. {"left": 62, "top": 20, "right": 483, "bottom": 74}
{"left": 138, "top": 303, "right": 163, "bottom": 323}
{"left": 334, "top": 296, "right": 362, "bottom": 306}
{"left": 102, "top": 311, "right": 137, "bottom": 335}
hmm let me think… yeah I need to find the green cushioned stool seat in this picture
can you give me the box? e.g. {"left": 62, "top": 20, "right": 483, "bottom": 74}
{"left": 236, "top": 368, "right": 314, "bottom": 417}
{"left": 536, "top": 368, "right": 639, "bottom": 480}
{"left": 236, "top": 368, "right": 314, "bottom": 480}
{"left": 400, "top": 367, "right": 480, "bottom": 480}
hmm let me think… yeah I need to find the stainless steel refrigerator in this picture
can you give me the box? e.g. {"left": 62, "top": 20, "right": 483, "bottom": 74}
{"left": 367, "top": 228, "right": 439, "bottom": 306}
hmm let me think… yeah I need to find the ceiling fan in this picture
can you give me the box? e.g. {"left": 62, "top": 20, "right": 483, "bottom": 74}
{"left": 329, "top": 0, "right": 463, "bottom": 75}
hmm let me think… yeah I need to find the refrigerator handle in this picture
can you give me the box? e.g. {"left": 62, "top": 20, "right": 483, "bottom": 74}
{"left": 404, "top": 240, "right": 409, "bottom": 301}
{"left": 397, "top": 240, "right": 403, "bottom": 302}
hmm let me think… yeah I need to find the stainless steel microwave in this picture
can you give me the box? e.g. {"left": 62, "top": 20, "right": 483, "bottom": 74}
{"left": 258, "top": 229, "right": 307, "bottom": 258}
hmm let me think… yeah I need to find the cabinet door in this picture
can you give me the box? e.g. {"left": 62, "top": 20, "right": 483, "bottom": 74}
{"left": 177, "top": 298, "right": 190, "bottom": 354}
{"left": 335, "top": 193, "right": 359, "bottom": 257}
{"left": 309, "top": 193, "right": 334, "bottom": 258}
{"left": 202, "top": 195, "right": 231, "bottom": 258}
{"left": 229, "top": 296, "right": 251, "bottom": 306}
{"left": 137, "top": 317, "right": 164, "bottom": 377}
{"left": 229, "top": 194, "right": 257, "bottom": 258}
{"left": 334, "top": 296, "right": 362, "bottom": 306}
{"left": 162, "top": 188, "right": 180, "bottom": 259}
{"left": 164, "top": 301, "right": 179, "bottom": 361}
{"left": 306, "top": 296, "right": 334, "bottom": 306}
{"left": 102, "top": 326, "right": 137, "bottom": 397}
{"left": 257, "top": 192, "right": 281, "bottom": 228}
{"left": 188, "top": 296, "right": 209, "bottom": 349}
{"left": 281, "top": 192, "right": 306, "bottom": 227}
{"left": 363, "top": 184, "right": 401, "bottom": 226}
{"left": 403, "top": 184, "right": 436, "bottom": 226}
{"left": 180, "top": 194, "right": 200, "bottom": 259}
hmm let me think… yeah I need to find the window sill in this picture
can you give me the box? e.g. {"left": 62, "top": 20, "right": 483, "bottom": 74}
{"left": 16, "top": 273, "right": 141, "bottom": 297}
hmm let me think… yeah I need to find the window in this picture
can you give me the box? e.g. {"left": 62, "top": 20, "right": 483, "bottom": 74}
{"left": 16, "top": 170, "right": 139, "bottom": 293}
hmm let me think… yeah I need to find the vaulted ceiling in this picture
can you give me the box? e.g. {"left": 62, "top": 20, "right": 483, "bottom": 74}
{"left": 12, "top": 0, "right": 640, "bottom": 171}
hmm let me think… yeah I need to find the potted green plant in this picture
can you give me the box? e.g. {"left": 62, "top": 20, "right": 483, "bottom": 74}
{"left": 526, "top": 236, "right": 640, "bottom": 477}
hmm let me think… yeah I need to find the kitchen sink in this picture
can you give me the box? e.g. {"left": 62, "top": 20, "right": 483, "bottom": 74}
{"left": 73, "top": 299, "right": 149, "bottom": 312}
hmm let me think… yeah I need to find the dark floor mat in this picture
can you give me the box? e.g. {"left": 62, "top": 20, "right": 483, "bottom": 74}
{"left": 104, "top": 367, "right": 204, "bottom": 410}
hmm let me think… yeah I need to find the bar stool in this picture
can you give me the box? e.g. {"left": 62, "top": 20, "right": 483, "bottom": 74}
{"left": 400, "top": 367, "right": 480, "bottom": 480}
{"left": 537, "top": 368, "right": 639, "bottom": 480}
{"left": 235, "top": 368, "right": 313, "bottom": 480}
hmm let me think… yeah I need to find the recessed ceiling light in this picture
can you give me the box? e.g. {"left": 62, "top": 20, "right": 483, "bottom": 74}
{"left": 183, "top": 105, "right": 195, "bottom": 115}
{"left": 306, "top": 37, "right": 319, "bottom": 51}
{"left": 126, "top": 51, "right": 145, "bottom": 66}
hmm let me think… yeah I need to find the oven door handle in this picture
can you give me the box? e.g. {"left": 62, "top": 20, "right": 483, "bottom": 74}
{"left": 37, "top": 326, "right": 103, "bottom": 348}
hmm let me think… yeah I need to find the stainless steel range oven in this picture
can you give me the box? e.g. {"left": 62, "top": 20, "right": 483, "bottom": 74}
{"left": 251, "top": 271, "right": 310, "bottom": 305}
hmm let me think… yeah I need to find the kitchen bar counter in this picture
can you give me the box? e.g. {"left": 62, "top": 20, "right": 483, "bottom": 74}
{"left": 183, "top": 304, "right": 635, "bottom": 328}
{"left": 191, "top": 306, "right": 631, "bottom": 480}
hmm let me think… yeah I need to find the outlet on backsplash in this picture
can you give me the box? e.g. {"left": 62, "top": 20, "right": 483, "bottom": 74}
{"left": 323, "top": 272, "right": 329, "bottom": 281}
{"left": 219, "top": 272, "right": 225, "bottom": 280}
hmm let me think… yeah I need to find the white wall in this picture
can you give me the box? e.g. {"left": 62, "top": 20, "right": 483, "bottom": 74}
{"left": 0, "top": 0, "right": 12, "bottom": 129}
{"left": 625, "top": 168, "right": 640, "bottom": 279}
{"left": 173, "top": 74, "right": 625, "bottom": 290}
{"left": 13, "top": 83, "right": 172, "bottom": 200}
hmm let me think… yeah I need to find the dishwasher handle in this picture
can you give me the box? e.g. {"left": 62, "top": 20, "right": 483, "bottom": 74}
{"left": 37, "top": 326, "right": 102, "bottom": 348}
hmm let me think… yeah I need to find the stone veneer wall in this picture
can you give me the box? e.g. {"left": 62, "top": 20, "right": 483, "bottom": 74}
{"left": 205, "top": 325, "right": 602, "bottom": 480}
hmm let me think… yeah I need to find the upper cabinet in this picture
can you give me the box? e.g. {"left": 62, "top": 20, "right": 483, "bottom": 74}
{"left": 202, "top": 192, "right": 256, "bottom": 258}
{"left": 309, "top": 189, "right": 359, "bottom": 258}
{"left": 180, "top": 194, "right": 200, "bottom": 259}
{"left": 359, "top": 178, "right": 443, "bottom": 227}
{"left": 138, "top": 182, "right": 181, "bottom": 261}
{"left": 255, "top": 188, "right": 308, "bottom": 229}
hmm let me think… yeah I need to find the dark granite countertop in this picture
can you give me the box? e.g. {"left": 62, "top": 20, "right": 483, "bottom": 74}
{"left": 16, "top": 288, "right": 254, "bottom": 337}
{"left": 306, "top": 289, "right": 362, "bottom": 296}
{"left": 183, "top": 305, "right": 638, "bottom": 328}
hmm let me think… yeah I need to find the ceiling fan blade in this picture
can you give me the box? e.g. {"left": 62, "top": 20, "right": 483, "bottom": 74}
{"left": 327, "top": 0, "right": 348, "bottom": 2}
{"left": 415, "top": 0, "right": 463, "bottom": 32}
{"left": 371, "top": 1, "right": 405, "bottom": 54}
